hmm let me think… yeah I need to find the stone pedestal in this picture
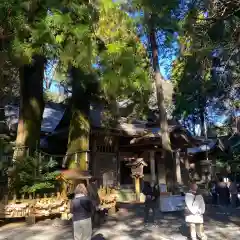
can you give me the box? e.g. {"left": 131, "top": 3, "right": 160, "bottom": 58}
{"left": 25, "top": 215, "right": 36, "bottom": 225}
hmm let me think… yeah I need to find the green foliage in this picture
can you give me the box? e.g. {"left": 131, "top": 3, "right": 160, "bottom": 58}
{"left": 216, "top": 153, "right": 240, "bottom": 174}
{"left": 119, "top": 0, "right": 180, "bottom": 125}
{"left": 13, "top": 153, "right": 59, "bottom": 194}
{"left": 1, "top": 0, "right": 99, "bottom": 67}
{"left": 171, "top": 55, "right": 210, "bottom": 119}
{"left": 171, "top": 1, "right": 239, "bottom": 129}
{"left": 97, "top": 0, "right": 151, "bottom": 109}
{"left": 1, "top": 0, "right": 153, "bottom": 125}
{"left": 124, "top": 0, "right": 179, "bottom": 31}
{"left": 46, "top": 0, "right": 153, "bottom": 120}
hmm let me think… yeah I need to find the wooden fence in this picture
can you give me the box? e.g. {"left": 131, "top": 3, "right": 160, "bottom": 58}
{"left": 0, "top": 150, "right": 65, "bottom": 199}
{"left": 0, "top": 187, "right": 116, "bottom": 220}
{"left": 0, "top": 148, "right": 117, "bottom": 220}
{"left": 0, "top": 191, "right": 69, "bottom": 219}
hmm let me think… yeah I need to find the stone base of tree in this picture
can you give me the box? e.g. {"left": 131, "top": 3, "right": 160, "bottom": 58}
{"left": 60, "top": 212, "right": 70, "bottom": 220}
{"left": 108, "top": 206, "right": 116, "bottom": 215}
{"left": 25, "top": 215, "right": 36, "bottom": 225}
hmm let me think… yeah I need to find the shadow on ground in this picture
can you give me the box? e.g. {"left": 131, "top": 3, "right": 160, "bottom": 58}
{"left": 92, "top": 233, "right": 106, "bottom": 240}
{"left": 0, "top": 203, "right": 239, "bottom": 240}
{"left": 92, "top": 203, "right": 240, "bottom": 240}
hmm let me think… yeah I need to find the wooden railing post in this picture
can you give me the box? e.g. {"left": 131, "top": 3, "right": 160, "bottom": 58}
{"left": 74, "top": 152, "right": 77, "bottom": 164}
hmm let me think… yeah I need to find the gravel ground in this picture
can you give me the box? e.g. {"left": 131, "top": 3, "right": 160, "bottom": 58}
{"left": 0, "top": 204, "right": 239, "bottom": 240}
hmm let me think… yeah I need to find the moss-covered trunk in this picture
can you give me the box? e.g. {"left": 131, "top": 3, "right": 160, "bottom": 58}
{"left": 149, "top": 24, "right": 175, "bottom": 187}
{"left": 13, "top": 56, "right": 45, "bottom": 160}
{"left": 67, "top": 68, "right": 90, "bottom": 170}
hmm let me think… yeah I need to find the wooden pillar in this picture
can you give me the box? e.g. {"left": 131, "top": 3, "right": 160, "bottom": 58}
{"left": 116, "top": 153, "right": 120, "bottom": 187}
{"left": 156, "top": 151, "right": 166, "bottom": 184}
{"left": 184, "top": 150, "right": 190, "bottom": 169}
{"left": 175, "top": 150, "right": 182, "bottom": 184}
{"left": 182, "top": 150, "right": 190, "bottom": 186}
{"left": 135, "top": 177, "right": 140, "bottom": 202}
{"left": 149, "top": 151, "right": 156, "bottom": 182}
{"left": 157, "top": 163, "right": 166, "bottom": 184}
{"left": 74, "top": 152, "right": 78, "bottom": 166}
{"left": 92, "top": 137, "right": 97, "bottom": 177}
{"left": 114, "top": 137, "right": 119, "bottom": 186}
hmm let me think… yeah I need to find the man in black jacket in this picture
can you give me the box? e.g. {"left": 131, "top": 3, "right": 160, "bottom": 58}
{"left": 142, "top": 180, "right": 160, "bottom": 223}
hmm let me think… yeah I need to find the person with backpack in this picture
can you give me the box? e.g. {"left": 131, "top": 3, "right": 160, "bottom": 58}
{"left": 185, "top": 182, "right": 207, "bottom": 240}
{"left": 142, "top": 180, "right": 160, "bottom": 223}
{"left": 71, "top": 183, "right": 93, "bottom": 240}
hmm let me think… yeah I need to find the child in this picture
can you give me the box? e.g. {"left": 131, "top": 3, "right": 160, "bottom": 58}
{"left": 185, "top": 182, "right": 207, "bottom": 240}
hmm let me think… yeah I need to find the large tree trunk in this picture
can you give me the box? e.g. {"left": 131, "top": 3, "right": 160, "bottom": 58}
{"left": 66, "top": 68, "right": 90, "bottom": 170}
{"left": 149, "top": 26, "right": 175, "bottom": 188}
{"left": 199, "top": 107, "right": 205, "bottom": 137}
{"left": 192, "top": 116, "right": 196, "bottom": 136}
{"left": 13, "top": 56, "right": 45, "bottom": 160}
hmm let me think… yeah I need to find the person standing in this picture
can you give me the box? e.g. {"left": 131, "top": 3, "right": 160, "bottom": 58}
{"left": 88, "top": 178, "right": 101, "bottom": 226}
{"left": 185, "top": 182, "right": 207, "bottom": 240}
{"left": 210, "top": 181, "right": 218, "bottom": 206}
{"left": 142, "top": 180, "right": 160, "bottom": 223}
{"left": 71, "top": 183, "right": 93, "bottom": 240}
{"left": 229, "top": 178, "right": 238, "bottom": 209}
{"left": 217, "top": 178, "right": 230, "bottom": 213}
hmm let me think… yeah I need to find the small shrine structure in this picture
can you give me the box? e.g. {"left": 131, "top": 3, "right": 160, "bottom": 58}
{"left": 126, "top": 158, "right": 147, "bottom": 202}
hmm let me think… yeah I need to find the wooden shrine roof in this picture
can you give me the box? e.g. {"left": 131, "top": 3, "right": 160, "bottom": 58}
{"left": 127, "top": 125, "right": 203, "bottom": 150}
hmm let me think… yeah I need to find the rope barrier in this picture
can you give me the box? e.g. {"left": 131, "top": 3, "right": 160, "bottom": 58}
{"left": 8, "top": 146, "right": 91, "bottom": 158}
{"left": 2, "top": 147, "right": 92, "bottom": 169}
{"left": 40, "top": 149, "right": 90, "bottom": 158}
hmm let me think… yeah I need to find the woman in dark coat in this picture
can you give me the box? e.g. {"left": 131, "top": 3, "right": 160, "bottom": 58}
{"left": 217, "top": 178, "right": 230, "bottom": 209}
{"left": 229, "top": 178, "right": 238, "bottom": 208}
{"left": 71, "top": 183, "right": 93, "bottom": 240}
{"left": 210, "top": 181, "right": 218, "bottom": 205}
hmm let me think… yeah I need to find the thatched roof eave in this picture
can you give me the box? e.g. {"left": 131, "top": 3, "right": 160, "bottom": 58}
{"left": 129, "top": 125, "right": 201, "bottom": 147}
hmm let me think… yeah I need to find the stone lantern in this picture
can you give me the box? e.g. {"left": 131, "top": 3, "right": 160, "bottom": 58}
{"left": 126, "top": 158, "right": 147, "bottom": 202}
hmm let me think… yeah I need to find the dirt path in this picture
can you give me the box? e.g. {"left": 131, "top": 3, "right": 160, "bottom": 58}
{"left": 0, "top": 204, "right": 239, "bottom": 240}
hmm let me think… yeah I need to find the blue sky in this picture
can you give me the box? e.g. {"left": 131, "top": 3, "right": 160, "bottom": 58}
{"left": 45, "top": 34, "right": 177, "bottom": 93}
{"left": 44, "top": 61, "right": 63, "bottom": 93}
{"left": 140, "top": 33, "right": 178, "bottom": 80}
{"left": 44, "top": 31, "right": 236, "bottom": 133}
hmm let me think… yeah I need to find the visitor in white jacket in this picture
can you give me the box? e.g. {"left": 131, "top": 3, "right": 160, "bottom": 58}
{"left": 185, "top": 182, "right": 207, "bottom": 240}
